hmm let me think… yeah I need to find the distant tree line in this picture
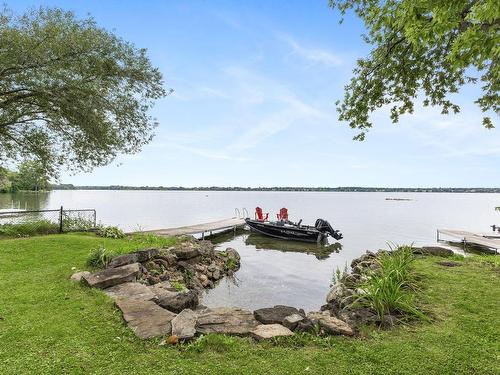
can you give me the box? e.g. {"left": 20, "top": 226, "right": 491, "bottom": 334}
{"left": 50, "top": 185, "right": 500, "bottom": 193}
{"left": 0, "top": 161, "right": 50, "bottom": 193}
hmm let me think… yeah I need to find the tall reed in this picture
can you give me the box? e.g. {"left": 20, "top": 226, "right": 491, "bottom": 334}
{"left": 352, "top": 244, "right": 428, "bottom": 322}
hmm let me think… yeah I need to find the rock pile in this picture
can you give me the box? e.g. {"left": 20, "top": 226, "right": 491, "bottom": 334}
{"left": 76, "top": 238, "right": 457, "bottom": 341}
{"left": 320, "top": 245, "right": 457, "bottom": 328}
{"left": 73, "top": 236, "right": 358, "bottom": 342}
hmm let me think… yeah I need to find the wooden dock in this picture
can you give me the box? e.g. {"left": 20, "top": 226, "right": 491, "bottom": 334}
{"left": 437, "top": 229, "right": 500, "bottom": 253}
{"left": 136, "top": 217, "right": 246, "bottom": 238}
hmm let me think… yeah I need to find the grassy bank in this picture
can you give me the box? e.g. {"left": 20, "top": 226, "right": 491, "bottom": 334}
{"left": 0, "top": 234, "right": 499, "bottom": 374}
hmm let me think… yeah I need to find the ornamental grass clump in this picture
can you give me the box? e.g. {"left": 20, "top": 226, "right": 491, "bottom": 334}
{"left": 86, "top": 246, "right": 116, "bottom": 268}
{"left": 353, "top": 245, "right": 428, "bottom": 323}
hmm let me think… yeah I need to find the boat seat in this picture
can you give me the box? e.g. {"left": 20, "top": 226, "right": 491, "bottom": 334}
{"left": 277, "top": 207, "right": 288, "bottom": 221}
{"left": 255, "top": 207, "right": 269, "bottom": 221}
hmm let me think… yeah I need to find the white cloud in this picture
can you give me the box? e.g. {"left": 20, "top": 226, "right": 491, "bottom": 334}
{"left": 278, "top": 33, "right": 342, "bottom": 67}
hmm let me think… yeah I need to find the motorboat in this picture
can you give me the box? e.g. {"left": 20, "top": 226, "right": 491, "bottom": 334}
{"left": 245, "top": 207, "right": 343, "bottom": 243}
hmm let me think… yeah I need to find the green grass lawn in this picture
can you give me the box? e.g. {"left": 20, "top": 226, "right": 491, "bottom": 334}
{"left": 0, "top": 234, "right": 498, "bottom": 375}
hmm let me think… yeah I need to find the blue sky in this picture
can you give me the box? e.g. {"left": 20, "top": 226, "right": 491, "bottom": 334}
{"left": 12, "top": 0, "right": 500, "bottom": 187}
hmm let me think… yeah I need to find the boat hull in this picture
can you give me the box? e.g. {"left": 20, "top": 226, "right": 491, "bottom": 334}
{"left": 245, "top": 219, "right": 325, "bottom": 243}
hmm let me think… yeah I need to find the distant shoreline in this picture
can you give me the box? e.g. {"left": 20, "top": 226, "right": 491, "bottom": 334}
{"left": 50, "top": 185, "right": 500, "bottom": 193}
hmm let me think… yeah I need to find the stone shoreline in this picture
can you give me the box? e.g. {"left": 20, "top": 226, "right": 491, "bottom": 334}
{"left": 72, "top": 237, "right": 457, "bottom": 342}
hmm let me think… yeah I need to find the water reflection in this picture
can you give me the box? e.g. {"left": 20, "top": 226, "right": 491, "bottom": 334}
{"left": 0, "top": 192, "right": 50, "bottom": 211}
{"left": 245, "top": 233, "right": 342, "bottom": 260}
{"left": 201, "top": 231, "right": 345, "bottom": 311}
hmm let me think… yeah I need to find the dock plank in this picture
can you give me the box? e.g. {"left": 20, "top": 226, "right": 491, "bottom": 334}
{"left": 135, "top": 217, "right": 246, "bottom": 236}
{"left": 437, "top": 229, "right": 500, "bottom": 251}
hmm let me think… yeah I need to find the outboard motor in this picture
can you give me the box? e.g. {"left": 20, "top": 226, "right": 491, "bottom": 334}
{"left": 315, "top": 219, "right": 343, "bottom": 240}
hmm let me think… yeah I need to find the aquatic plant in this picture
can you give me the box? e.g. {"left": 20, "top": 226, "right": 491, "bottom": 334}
{"left": 351, "top": 245, "right": 428, "bottom": 322}
{"left": 331, "top": 263, "right": 349, "bottom": 285}
{"left": 224, "top": 257, "right": 238, "bottom": 272}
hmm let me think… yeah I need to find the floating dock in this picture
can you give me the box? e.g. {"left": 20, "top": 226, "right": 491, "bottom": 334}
{"left": 135, "top": 217, "right": 246, "bottom": 239}
{"left": 437, "top": 229, "right": 500, "bottom": 253}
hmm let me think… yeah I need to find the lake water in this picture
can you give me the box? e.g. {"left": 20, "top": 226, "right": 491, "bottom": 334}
{"left": 2, "top": 190, "right": 499, "bottom": 310}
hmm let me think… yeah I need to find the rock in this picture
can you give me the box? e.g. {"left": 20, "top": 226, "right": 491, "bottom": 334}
{"left": 70, "top": 271, "right": 90, "bottom": 282}
{"left": 194, "top": 264, "right": 206, "bottom": 273}
{"left": 82, "top": 263, "right": 141, "bottom": 289}
{"left": 282, "top": 313, "right": 305, "bottom": 330}
{"left": 338, "top": 308, "right": 378, "bottom": 326}
{"left": 156, "top": 290, "right": 199, "bottom": 313}
{"left": 381, "top": 314, "right": 398, "bottom": 327}
{"left": 254, "top": 305, "right": 301, "bottom": 324}
{"left": 154, "top": 258, "right": 169, "bottom": 269}
{"left": 156, "top": 251, "right": 177, "bottom": 266}
{"left": 225, "top": 247, "right": 240, "bottom": 261}
{"left": 172, "top": 245, "right": 200, "bottom": 260}
{"left": 295, "top": 319, "right": 316, "bottom": 333}
{"left": 414, "top": 246, "right": 454, "bottom": 257}
{"left": 436, "top": 261, "right": 462, "bottom": 267}
{"left": 196, "top": 307, "right": 259, "bottom": 335}
{"left": 198, "top": 274, "right": 210, "bottom": 287}
{"left": 207, "top": 263, "right": 218, "bottom": 273}
{"left": 149, "top": 280, "right": 176, "bottom": 293}
{"left": 115, "top": 297, "right": 176, "bottom": 339}
{"left": 176, "top": 261, "right": 195, "bottom": 273}
{"left": 171, "top": 309, "right": 197, "bottom": 340}
{"left": 251, "top": 324, "right": 294, "bottom": 340}
{"left": 308, "top": 312, "right": 354, "bottom": 336}
{"left": 107, "top": 249, "right": 159, "bottom": 268}
{"left": 147, "top": 275, "right": 161, "bottom": 285}
{"left": 211, "top": 269, "right": 221, "bottom": 280}
{"left": 326, "top": 283, "right": 345, "bottom": 304}
{"left": 104, "top": 282, "right": 156, "bottom": 301}
{"left": 198, "top": 240, "right": 215, "bottom": 255}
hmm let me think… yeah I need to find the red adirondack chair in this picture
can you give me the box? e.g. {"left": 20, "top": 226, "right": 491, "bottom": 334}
{"left": 255, "top": 207, "right": 269, "bottom": 221}
{"left": 277, "top": 207, "right": 288, "bottom": 221}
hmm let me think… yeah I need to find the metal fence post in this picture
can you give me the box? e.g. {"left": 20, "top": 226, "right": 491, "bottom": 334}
{"left": 59, "top": 206, "right": 63, "bottom": 233}
{"left": 93, "top": 209, "right": 97, "bottom": 228}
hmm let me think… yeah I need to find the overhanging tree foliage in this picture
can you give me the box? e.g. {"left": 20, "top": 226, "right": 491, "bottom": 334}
{"left": 0, "top": 7, "right": 170, "bottom": 175}
{"left": 329, "top": 0, "right": 499, "bottom": 140}
{"left": 12, "top": 160, "right": 49, "bottom": 191}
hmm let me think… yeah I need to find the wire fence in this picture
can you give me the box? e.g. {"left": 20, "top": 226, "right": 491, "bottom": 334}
{"left": 0, "top": 207, "right": 97, "bottom": 237}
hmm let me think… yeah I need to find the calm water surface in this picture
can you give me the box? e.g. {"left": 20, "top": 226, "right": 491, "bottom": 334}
{"left": 2, "top": 190, "right": 499, "bottom": 310}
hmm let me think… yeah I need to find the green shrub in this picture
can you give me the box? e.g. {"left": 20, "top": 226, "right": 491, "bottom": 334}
{"left": 96, "top": 225, "right": 125, "bottom": 239}
{"left": 352, "top": 244, "right": 428, "bottom": 322}
{"left": 0, "top": 220, "right": 59, "bottom": 237}
{"left": 171, "top": 281, "right": 187, "bottom": 292}
{"left": 86, "top": 245, "right": 116, "bottom": 268}
{"left": 62, "top": 214, "right": 94, "bottom": 232}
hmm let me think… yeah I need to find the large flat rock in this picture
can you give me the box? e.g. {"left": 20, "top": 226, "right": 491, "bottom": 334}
{"left": 172, "top": 245, "right": 199, "bottom": 260}
{"left": 196, "top": 307, "right": 259, "bottom": 335}
{"left": 171, "top": 309, "right": 197, "bottom": 340}
{"left": 104, "top": 282, "right": 156, "bottom": 301}
{"left": 115, "top": 297, "right": 176, "bottom": 339}
{"left": 251, "top": 324, "right": 294, "bottom": 340}
{"left": 308, "top": 311, "right": 354, "bottom": 336}
{"left": 107, "top": 248, "right": 159, "bottom": 268}
{"left": 156, "top": 290, "right": 199, "bottom": 313}
{"left": 70, "top": 271, "right": 90, "bottom": 282}
{"left": 254, "top": 305, "right": 302, "bottom": 324}
{"left": 82, "top": 263, "right": 141, "bottom": 289}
